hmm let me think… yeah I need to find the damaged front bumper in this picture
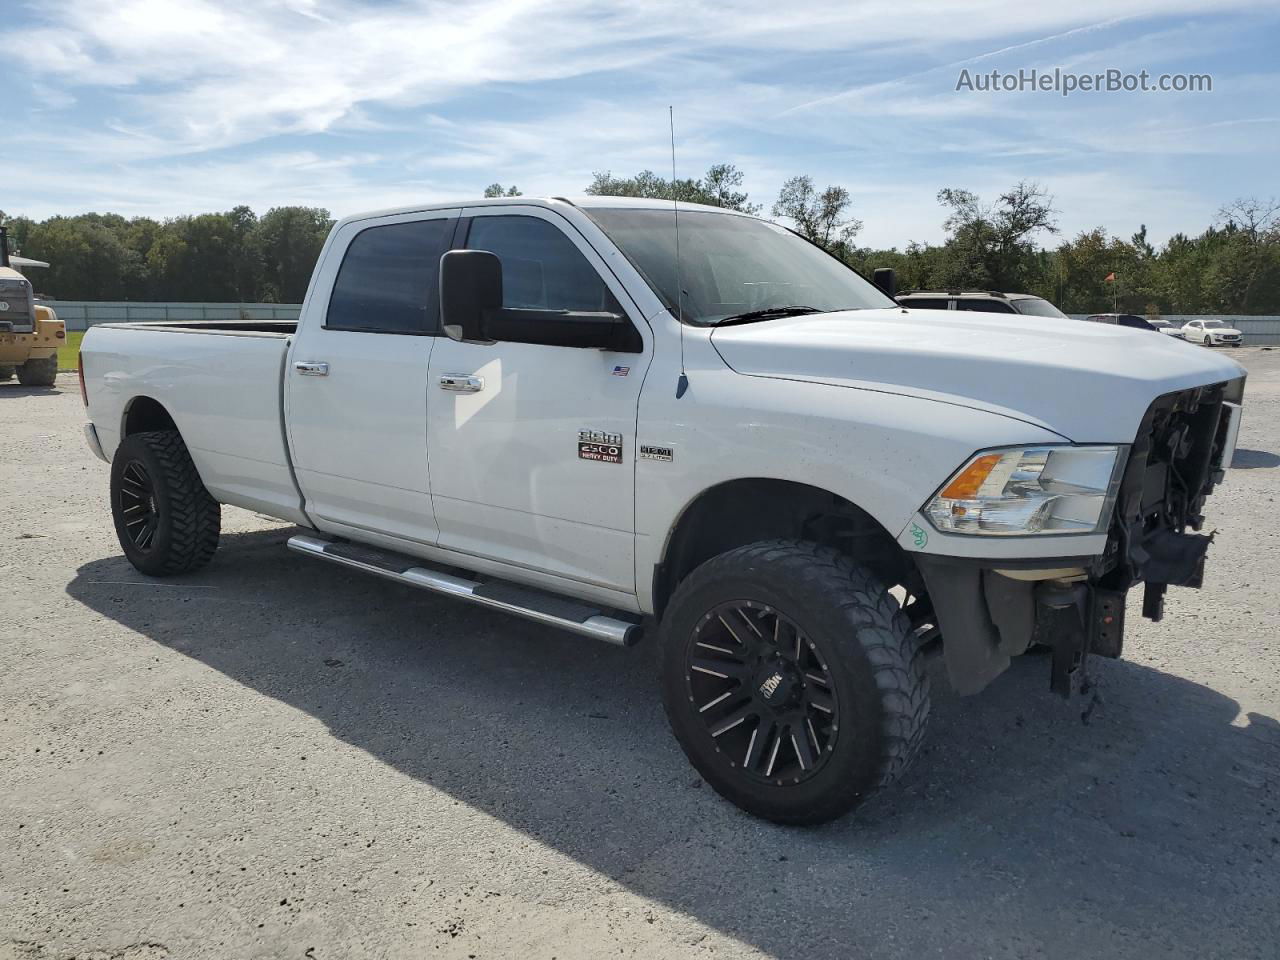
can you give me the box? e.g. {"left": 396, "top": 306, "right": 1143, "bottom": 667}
{"left": 916, "top": 380, "right": 1242, "bottom": 698}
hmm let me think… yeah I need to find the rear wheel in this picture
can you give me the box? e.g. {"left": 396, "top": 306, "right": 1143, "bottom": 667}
{"left": 16, "top": 356, "right": 57, "bottom": 386}
{"left": 110, "top": 430, "right": 220, "bottom": 576}
{"left": 660, "top": 540, "right": 930, "bottom": 825}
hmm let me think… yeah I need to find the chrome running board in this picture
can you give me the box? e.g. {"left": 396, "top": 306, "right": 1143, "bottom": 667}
{"left": 287, "top": 533, "right": 641, "bottom": 647}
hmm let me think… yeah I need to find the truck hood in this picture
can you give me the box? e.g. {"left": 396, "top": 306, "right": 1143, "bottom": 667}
{"left": 710, "top": 308, "right": 1245, "bottom": 442}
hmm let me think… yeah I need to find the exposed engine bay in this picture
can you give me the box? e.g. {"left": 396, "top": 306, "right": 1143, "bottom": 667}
{"left": 916, "top": 377, "right": 1246, "bottom": 697}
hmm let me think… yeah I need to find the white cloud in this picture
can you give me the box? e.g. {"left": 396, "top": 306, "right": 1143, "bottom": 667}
{"left": 17, "top": 0, "right": 1274, "bottom": 153}
{"left": 7, "top": 0, "right": 1277, "bottom": 251}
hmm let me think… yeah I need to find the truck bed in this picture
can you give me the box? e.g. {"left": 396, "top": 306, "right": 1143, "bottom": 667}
{"left": 100, "top": 319, "right": 297, "bottom": 336}
{"left": 81, "top": 322, "right": 307, "bottom": 524}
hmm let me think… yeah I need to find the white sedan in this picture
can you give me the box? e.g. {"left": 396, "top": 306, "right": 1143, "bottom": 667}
{"left": 1182, "top": 319, "right": 1243, "bottom": 347}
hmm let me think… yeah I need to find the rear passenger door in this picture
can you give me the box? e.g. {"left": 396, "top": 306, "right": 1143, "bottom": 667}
{"left": 286, "top": 209, "right": 458, "bottom": 545}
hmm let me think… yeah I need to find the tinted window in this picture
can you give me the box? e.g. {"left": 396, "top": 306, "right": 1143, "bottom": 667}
{"left": 467, "top": 216, "right": 620, "bottom": 313}
{"left": 1012, "top": 297, "right": 1069, "bottom": 319}
{"left": 1117, "top": 314, "right": 1155, "bottom": 330}
{"left": 955, "top": 299, "right": 1015, "bottom": 313}
{"left": 898, "top": 298, "right": 950, "bottom": 310}
{"left": 327, "top": 218, "right": 452, "bottom": 334}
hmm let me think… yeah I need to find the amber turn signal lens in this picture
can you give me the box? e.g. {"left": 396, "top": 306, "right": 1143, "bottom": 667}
{"left": 939, "top": 453, "right": 1003, "bottom": 500}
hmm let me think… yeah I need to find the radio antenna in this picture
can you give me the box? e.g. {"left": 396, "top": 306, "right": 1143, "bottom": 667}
{"left": 670, "top": 106, "right": 689, "bottom": 398}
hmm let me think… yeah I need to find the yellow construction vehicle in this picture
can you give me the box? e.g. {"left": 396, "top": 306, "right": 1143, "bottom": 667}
{"left": 0, "top": 225, "right": 64, "bottom": 387}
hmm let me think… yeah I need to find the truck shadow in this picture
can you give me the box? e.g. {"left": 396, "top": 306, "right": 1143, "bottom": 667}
{"left": 67, "top": 528, "right": 1280, "bottom": 959}
{"left": 1232, "top": 447, "right": 1280, "bottom": 469}
{"left": 0, "top": 384, "right": 61, "bottom": 396}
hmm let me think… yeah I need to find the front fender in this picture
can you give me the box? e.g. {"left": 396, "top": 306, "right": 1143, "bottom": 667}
{"left": 633, "top": 349, "right": 1065, "bottom": 611}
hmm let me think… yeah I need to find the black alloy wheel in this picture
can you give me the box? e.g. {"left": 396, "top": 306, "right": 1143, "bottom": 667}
{"left": 660, "top": 540, "right": 931, "bottom": 825}
{"left": 117, "top": 459, "right": 161, "bottom": 552}
{"left": 109, "top": 429, "right": 220, "bottom": 576}
{"left": 686, "top": 601, "right": 839, "bottom": 785}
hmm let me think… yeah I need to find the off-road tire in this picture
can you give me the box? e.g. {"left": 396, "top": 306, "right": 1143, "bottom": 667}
{"left": 660, "top": 540, "right": 930, "bottom": 825}
{"left": 0, "top": 365, "right": 14, "bottom": 381}
{"left": 16, "top": 356, "right": 57, "bottom": 386}
{"left": 110, "top": 430, "right": 220, "bottom": 576}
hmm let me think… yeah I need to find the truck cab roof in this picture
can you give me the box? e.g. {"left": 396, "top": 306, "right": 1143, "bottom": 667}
{"left": 334, "top": 195, "right": 756, "bottom": 230}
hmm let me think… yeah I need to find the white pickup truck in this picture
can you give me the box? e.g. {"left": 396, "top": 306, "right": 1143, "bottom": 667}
{"left": 80, "top": 197, "right": 1246, "bottom": 824}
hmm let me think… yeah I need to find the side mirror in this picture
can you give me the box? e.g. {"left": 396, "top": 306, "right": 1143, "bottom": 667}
{"left": 872, "top": 267, "right": 897, "bottom": 299}
{"left": 440, "top": 249, "right": 502, "bottom": 342}
{"left": 440, "top": 247, "right": 642, "bottom": 352}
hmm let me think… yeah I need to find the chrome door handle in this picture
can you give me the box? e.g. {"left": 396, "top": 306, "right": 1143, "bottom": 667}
{"left": 294, "top": 361, "right": 329, "bottom": 376}
{"left": 439, "top": 374, "right": 484, "bottom": 393}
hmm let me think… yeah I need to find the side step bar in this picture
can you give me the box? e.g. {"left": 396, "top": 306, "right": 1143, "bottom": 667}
{"left": 287, "top": 534, "right": 642, "bottom": 647}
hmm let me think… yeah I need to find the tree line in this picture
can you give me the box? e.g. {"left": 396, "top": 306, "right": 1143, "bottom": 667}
{"left": 5, "top": 172, "right": 1278, "bottom": 315}
{"left": 1, "top": 206, "right": 331, "bottom": 304}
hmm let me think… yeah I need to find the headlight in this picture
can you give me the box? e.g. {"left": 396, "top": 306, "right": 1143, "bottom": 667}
{"left": 925, "top": 445, "right": 1126, "bottom": 536}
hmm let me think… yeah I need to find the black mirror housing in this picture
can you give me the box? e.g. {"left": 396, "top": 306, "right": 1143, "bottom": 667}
{"left": 440, "top": 247, "right": 642, "bottom": 352}
{"left": 872, "top": 267, "right": 897, "bottom": 299}
{"left": 485, "top": 309, "right": 641, "bottom": 352}
{"left": 440, "top": 249, "right": 502, "bottom": 342}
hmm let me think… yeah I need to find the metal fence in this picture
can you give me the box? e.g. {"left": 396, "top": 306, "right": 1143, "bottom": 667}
{"left": 48, "top": 301, "right": 1280, "bottom": 344}
{"left": 52, "top": 301, "right": 302, "bottom": 332}
{"left": 1067, "top": 315, "right": 1280, "bottom": 344}
{"left": 1167, "top": 316, "right": 1280, "bottom": 344}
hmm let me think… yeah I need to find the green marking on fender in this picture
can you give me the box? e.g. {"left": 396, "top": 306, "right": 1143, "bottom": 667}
{"left": 910, "top": 523, "right": 928, "bottom": 549}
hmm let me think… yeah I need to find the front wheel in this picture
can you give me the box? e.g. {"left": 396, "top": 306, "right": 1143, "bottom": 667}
{"left": 660, "top": 541, "right": 930, "bottom": 825}
{"left": 110, "top": 430, "right": 221, "bottom": 576}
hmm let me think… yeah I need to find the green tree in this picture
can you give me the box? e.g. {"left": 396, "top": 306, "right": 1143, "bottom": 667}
{"left": 1211, "top": 197, "right": 1280, "bottom": 313}
{"left": 1049, "top": 228, "right": 1149, "bottom": 313}
{"left": 252, "top": 207, "right": 332, "bottom": 303}
{"left": 585, "top": 163, "right": 759, "bottom": 213}
{"left": 934, "top": 181, "right": 1057, "bottom": 291}
{"left": 483, "top": 183, "right": 523, "bottom": 198}
{"left": 771, "top": 175, "right": 861, "bottom": 255}
{"left": 22, "top": 215, "right": 134, "bottom": 300}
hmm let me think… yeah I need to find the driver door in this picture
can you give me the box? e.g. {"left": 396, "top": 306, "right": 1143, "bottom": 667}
{"left": 425, "top": 207, "right": 651, "bottom": 594}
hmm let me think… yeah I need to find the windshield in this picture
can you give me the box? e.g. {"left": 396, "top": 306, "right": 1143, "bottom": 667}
{"left": 1202, "top": 320, "right": 1227, "bottom": 328}
{"left": 1011, "top": 297, "right": 1068, "bottom": 319}
{"left": 584, "top": 208, "right": 896, "bottom": 325}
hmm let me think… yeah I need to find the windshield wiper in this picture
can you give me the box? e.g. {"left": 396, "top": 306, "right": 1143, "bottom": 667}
{"left": 713, "top": 305, "right": 823, "bottom": 327}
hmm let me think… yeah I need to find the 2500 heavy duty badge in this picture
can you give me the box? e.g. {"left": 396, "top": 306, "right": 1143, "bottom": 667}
{"left": 578, "top": 429, "right": 624, "bottom": 464}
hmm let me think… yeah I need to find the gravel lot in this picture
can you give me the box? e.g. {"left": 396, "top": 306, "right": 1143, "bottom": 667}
{"left": 3, "top": 352, "right": 1278, "bottom": 960}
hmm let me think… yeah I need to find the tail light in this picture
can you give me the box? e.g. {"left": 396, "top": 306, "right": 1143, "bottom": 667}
{"left": 78, "top": 352, "right": 87, "bottom": 406}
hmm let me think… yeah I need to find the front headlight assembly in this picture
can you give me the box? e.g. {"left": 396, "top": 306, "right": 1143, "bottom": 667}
{"left": 925, "top": 445, "right": 1127, "bottom": 536}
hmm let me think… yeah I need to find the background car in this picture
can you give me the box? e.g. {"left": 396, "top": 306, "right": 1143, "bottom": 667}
{"left": 1182, "top": 319, "right": 1243, "bottom": 347}
{"left": 896, "top": 290, "right": 1069, "bottom": 318}
{"left": 1085, "top": 312, "right": 1160, "bottom": 332}
{"left": 1148, "top": 318, "right": 1187, "bottom": 339}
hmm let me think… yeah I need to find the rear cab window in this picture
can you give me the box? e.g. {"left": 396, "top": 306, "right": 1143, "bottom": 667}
{"left": 326, "top": 218, "right": 454, "bottom": 335}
